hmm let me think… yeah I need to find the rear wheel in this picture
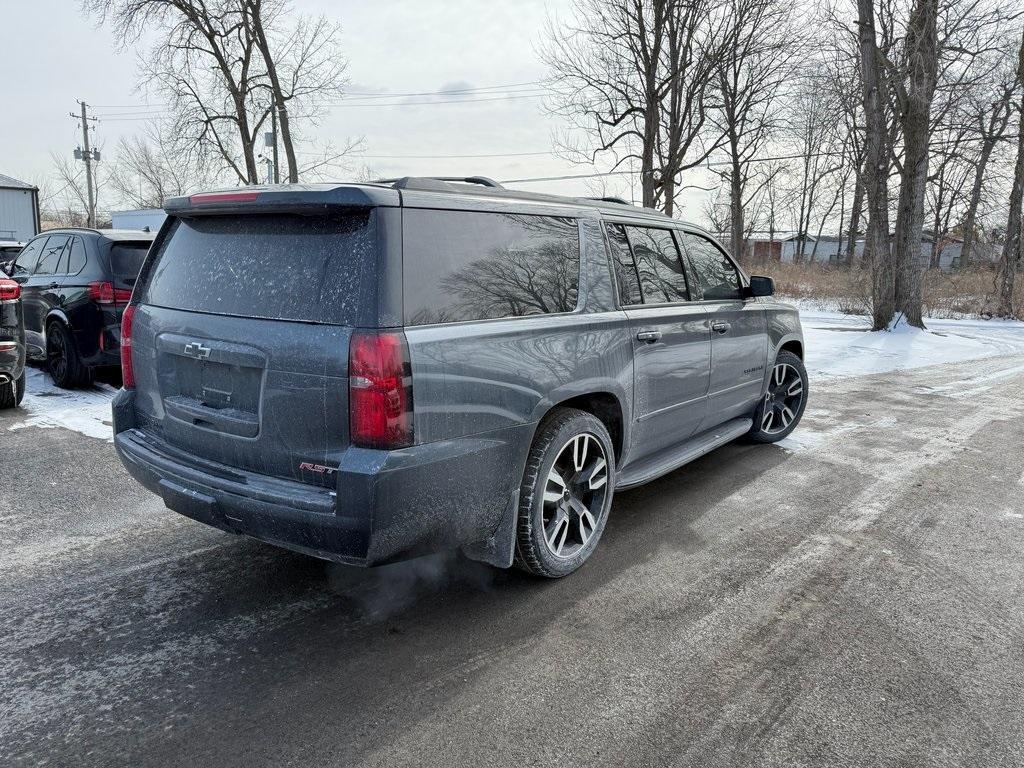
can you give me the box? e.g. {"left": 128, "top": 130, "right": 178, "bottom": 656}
{"left": 47, "top": 321, "right": 89, "bottom": 389}
{"left": 748, "top": 350, "right": 808, "bottom": 443}
{"left": 0, "top": 370, "right": 25, "bottom": 409}
{"left": 514, "top": 408, "right": 615, "bottom": 578}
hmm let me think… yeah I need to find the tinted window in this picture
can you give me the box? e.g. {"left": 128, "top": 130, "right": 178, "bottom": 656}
{"left": 67, "top": 237, "right": 87, "bottom": 275}
{"left": 605, "top": 223, "right": 642, "bottom": 305}
{"left": 139, "top": 213, "right": 374, "bottom": 324}
{"left": 403, "top": 210, "right": 580, "bottom": 325}
{"left": 11, "top": 238, "right": 45, "bottom": 277}
{"left": 34, "top": 235, "right": 70, "bottom": 276}
{"left": 626, "top": 226, "right": 690, "bottom": 304}
{"left": 109, "top": 242, "right": 150, "bottom": 286}
{"left": 681, "top": 233, "right": 742, "bottom": 300}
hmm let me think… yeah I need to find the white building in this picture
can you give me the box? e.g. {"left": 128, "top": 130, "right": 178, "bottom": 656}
{"left": 110, "top": 208, "right": 167, "bottom": 232}
{"left": 0, "top": 173, "right": 40, "bottom": 242}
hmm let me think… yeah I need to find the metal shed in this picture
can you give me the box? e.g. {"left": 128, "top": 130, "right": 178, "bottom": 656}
{"left": 0, "top": 173, "right": 40, "bottom": 242}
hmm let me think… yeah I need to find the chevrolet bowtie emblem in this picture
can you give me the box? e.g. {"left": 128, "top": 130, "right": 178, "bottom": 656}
{"left": 183, "top": 342, "right": 211, "bottom": 359}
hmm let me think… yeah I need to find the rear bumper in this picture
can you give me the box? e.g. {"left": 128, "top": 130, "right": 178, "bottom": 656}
{"left": 113, "top": 391, "right": 531, "bottom": 566}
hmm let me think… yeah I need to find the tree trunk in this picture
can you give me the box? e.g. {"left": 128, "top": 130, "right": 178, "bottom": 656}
{"left": 962, "top": 136, "right": 999, "bottom": 268}
{"left": 857, "top": 0, "right": 894, "bottom": 330}
{"left": 246, "top": 0, "right": 300, "bottom": 183}
{"left": 891, "top": 0, "right": 937, "bottom": 329}
{"left": 729, "top": 145, "right": 744, "bottom": 260}
{"left": 846, "top": 170, "right": 864, "bottom": 266}
{"left": 997, "top": 123, "right": 1023, "bottom": 315}
{"left": 997, "top": 39, "right": 1024, "bottom": 317}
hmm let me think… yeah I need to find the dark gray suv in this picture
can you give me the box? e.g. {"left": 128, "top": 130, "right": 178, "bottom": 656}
{"left": 112, "top": 177, "right": 806, "bottom": 578}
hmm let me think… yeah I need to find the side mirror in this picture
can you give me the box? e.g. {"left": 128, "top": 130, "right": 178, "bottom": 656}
{"left": 746, "top": 275, "right": 774, "bottom": 298}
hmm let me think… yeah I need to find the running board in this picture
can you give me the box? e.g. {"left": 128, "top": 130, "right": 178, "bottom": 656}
{"left": 616, "top": 417, "right": 753, "bottom": 489}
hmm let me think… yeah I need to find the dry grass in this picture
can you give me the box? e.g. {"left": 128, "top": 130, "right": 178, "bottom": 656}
{"left": 740, "top": 260, "right": 1024, "bottom": 321}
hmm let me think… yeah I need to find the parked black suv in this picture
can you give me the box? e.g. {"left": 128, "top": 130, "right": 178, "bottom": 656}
{"left": 0, "top": 274, "right": 26, "bottom": 408}
{"left": 7, "top": 228, "right": 155, "bottom": 388}
{"left": 113, "top": 178, "right": 806, "bottom": 578}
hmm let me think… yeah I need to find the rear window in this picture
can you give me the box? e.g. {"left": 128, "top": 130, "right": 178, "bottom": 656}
{"left": 109, "top": 242, "right": 150, "bottom": 285}
{"left": 138, "top": 212, "right": 373, "bottom": 324}
{"left": 403, "top": 210, "right": 580, "bottom": 326}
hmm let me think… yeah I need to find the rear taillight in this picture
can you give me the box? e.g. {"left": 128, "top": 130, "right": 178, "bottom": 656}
{"left": 348, "top": 330, "right": 413, "bottom": 449}
{"left": 89, "top": 281, "right": 133, "bottom": 305}
{"left": 121, "top": 305, "right": 136, "bottom": 389}
{"left": 0, "top": 279, "right": 20, "bottom": 301}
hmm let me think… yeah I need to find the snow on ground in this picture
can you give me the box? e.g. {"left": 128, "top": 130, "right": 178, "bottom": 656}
{"left": 5, "top": 309, "right": 1024, "bottom": 443}
{"left": 7, "top": 367, "right": 118, "bottom": 442}
{"left": 799, "top": 309, "right": 1024, "bottom": 381}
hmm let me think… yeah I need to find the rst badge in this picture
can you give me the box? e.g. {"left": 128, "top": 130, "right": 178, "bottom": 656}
{"left": 298, "top": 462, "right": 338, "bottom": 475}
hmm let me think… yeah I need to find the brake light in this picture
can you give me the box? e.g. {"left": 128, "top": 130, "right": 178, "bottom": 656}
{"left": 89, "top": 281, "right": 133, "bottom": 305}
{"left": 0, "top": 279, "right": 20, "bottom": 301}
{"left": 121, "top": 305, "right": 136, "bottom": 389}
{"left": 348, "top": 331, "right": 413, "bottom": 449}
{"left": 190, "top": 190, "right": 260, "bottom": 204}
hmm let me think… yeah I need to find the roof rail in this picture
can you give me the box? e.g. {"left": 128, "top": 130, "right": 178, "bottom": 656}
{"left": 587, "top": 196, "right": 633, "bottom": 206}
{"left": 374, "top": 176, "right": 505, "bottom": 191}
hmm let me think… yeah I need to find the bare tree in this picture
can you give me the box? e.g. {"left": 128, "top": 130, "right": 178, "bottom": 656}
{"left": 711, "top": 0, "right": 799, "bottom": 258}
{"left": 889, "top": 0, "right": 940, "bottom": 328}
{"left": 542, "top": 0, "right": 729, "bottom": 215}
{"left": 241, "top": 0, "right": 350, "bottom": 183}
{"left": 857, "top": 0, "right": 896, "bottom": 329}
{"left": 108, "top": 123, "right": 220, "bottom": 208}
{"left": 84, "top": 0, "right": 354, "bottom": 185}
{"left": 960, "top": 41, "right": 1016, "bottom": 266}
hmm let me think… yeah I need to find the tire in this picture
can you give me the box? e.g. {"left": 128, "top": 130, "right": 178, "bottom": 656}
{"left": 514, "top": 408, "right": 616, "bottom": 578}
{"left": 46, "top": 321, "right": 90, "bottom": 389}
{"left": 748, "top": 350, "right": 808, "bottom": 443}
{"left": 0, "top": 370, "right": 24, "bottom": 409}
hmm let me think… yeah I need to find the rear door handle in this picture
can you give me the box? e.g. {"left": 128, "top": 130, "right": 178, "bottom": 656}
{"left": 48, "top": 282, "right": 60, "bottom": 289}
{"left": 711, "top": 320, "right": 731, "bottom": 334}
{"left": 636, "top": 330, "right": 662, "bottom": 343}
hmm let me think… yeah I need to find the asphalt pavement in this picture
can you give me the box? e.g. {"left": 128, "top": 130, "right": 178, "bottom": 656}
{"left": 2, "top": 355, "right": 1023, "bottom": 767}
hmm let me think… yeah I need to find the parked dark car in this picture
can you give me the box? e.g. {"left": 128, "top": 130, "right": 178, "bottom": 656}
{"left": 7, "top": 228, "right": 155, "bottom": 388}
{"left": 112, "top": 178, "right": 807, "bottom": 578}
{"left": 0, "top": 274, "right": 26, "bottom": 408}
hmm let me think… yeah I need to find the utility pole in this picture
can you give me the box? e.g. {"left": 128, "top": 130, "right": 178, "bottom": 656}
{"left": 71, "top": 101, "right": 99, "bottom": 227}
{"left": 271, "top": 101, "right": 280, "bottom": 184}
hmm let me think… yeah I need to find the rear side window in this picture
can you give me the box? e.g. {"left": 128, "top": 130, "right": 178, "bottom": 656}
{"left": 109, "top": 242, "right": 150, "bottom": 286}
{"left": 139, "top": 213, "right": 373, "bottom": 324}
{"left": 625, "top": 226, "right": 690, "bottom": 304}
{"left": 680, "top": 232, "right": 742, "bottom": 300}
{"left": 403, "top": 210, "right": 580, "bottom": 326}
{"left": 67, "top": 237, "right": 87, "bottom": 275}
{"left": 605, "top": 224, "right": 642, "bottom": 305}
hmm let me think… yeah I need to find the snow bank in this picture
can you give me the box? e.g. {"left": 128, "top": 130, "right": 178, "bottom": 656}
{"left": 799, "top": 310, "right": 1024, "bottom": 381}
{"left": 7, "top": 367, "right": 118, "bottom": 442}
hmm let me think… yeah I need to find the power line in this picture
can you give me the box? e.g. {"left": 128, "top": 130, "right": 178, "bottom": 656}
{"left": 97, "top": 91, "right": 546, "bottom": 121}
{"left": 89, "top": 80, "right": 548, "bottom": 110}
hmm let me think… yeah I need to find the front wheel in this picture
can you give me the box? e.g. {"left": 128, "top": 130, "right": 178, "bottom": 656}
{"left": 514, "top": 408, "right": 616, "bottom": 578}
{"left": 748, "top": 350, "right": 808, "bottom": 443}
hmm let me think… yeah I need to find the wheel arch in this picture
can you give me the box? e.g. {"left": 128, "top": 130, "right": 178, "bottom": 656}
{"left": 44, "top": 308, "right": 72, "bottom": 332}
{"left": 778, "top": 338, "right": 803, "bottom": 359}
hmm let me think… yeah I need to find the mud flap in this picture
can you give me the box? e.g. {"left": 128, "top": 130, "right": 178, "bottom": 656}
{"left": 461, "top": 488, "right": 519, "bottom": 569}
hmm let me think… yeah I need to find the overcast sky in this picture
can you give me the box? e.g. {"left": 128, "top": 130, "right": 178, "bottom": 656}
{"left": 2, "top": 0, "right": 714, "bottom": 218}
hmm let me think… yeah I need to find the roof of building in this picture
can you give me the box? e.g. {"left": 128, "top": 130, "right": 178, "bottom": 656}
{"left": 0, "top": 173, "right": 37, "bottom": 191}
